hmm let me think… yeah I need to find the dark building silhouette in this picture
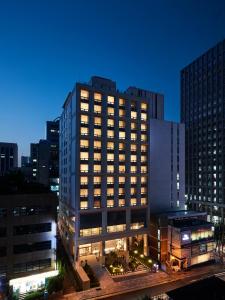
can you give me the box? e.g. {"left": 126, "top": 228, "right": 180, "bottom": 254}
{"left": 21, "top": 156, "right": 30, "bottom": 167}
{"left": 181, "top": 39, "right": 225, "bottom": 223}
{"left": 0, "top": 142, "right": 18, "bottom": 176}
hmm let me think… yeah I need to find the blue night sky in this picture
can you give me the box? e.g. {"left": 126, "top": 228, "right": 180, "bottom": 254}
{"left": 1, "top": 0, "right": 225, "bottom": 161}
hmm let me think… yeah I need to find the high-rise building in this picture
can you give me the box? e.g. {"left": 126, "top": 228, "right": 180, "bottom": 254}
{"left": 46, "top": 119, "right": 59, "bottom": 194}
{"left": 0, "top": 142, "right": 18, "bottom": 176}
{"left": 181, "top": 39, "right": 225, "bottom": 224}
{"left": 30, "top": 140, "right": 50, "bottom": 186}
{"left": 149, "top": 119, "right": 185, "bottom": 213}
{"left": 59, "top": 76, "right": 185, "bottom": 267}
{"left": 21, "top": 156, "right": 30, "bottom": 167}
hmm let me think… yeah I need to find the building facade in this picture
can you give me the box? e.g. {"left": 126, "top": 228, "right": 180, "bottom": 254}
{"left": 149, "top": 119, "right": 185, "bottom": 213}
{"left": 181, "top": 39, "right": 225, "bottom": 224}
{"left": 0, "top": 192, "right": 57, "bottom": 294}
{"left": 59, "top": 76, "right": 164, "bottom": 264}
{"left": 46, "top": 119, "right": 60, "bottom": 194}
{"left": 0, "top": 142, "right": 18, "bottom": 176}
{"left": 30, "top": 140, "right": 50, "bottom": 186}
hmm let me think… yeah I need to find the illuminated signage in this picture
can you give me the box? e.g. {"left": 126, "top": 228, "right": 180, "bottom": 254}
{"left": 182, "top": 233, "right": 190, "bottom": 241}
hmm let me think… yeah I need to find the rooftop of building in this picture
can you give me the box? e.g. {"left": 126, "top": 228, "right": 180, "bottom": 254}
{"left": 170, "top": 218, "right": 212, "bottom": 229}
{"left": 0, "top": 170, "right": 51, "bottom": 195}
{"left": 167, "top": 276, "right": 225, "bottom": 300}
{"left": 155, "top": 210, "right": 207, "bottom": 219}
{"left": 0, "top": 142, "right": 18, "bottom": 147}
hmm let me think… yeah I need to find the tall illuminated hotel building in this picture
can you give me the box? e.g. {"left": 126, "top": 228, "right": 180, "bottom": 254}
{"left": 59, "top": 76, "right": 184, "bottom": 264}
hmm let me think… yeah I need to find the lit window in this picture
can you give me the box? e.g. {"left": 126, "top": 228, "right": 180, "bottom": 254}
{"left": 119, "top": 154, "right": 125, "bottom": 162}
{"left": 119, "top": 98, "right": 125, "bottom": 106}
{"left": 119, "top": 165, "right": 125, "bottom": 173}
{"left": 141, "top": 102, "right": 147, "bottom": 110}
{"left": 141, "top": 198, "right": 147, "bottom": 205}
{"left": 94, "top": 105, "right": 102, "bottom": 114}
{"left": 80, "top": 102, "right": 89, "bottom": 112}
{"left": 80, "top": 227, "right": 102, "bottom": 236}
{"left": 94, "top": 141, "right": 101, "bottom": 149}
{"left": 108, "top": 96, "right": 114, "bottom": 104}
{"left": 141, "top": 113, "right": 147, "bottom": 121}
{"left": 108, "top": 107, "right": 114, "bottom": 116}
{"left": 131, "top": 111, "right": 137, "bottom": 119}
{"left": 130, "top": 198, "right": 137, "bottom": 206}
{"left": 131, "top": 222, "right": 144, "bottom": 230}
{"left": 119, "top": 199, "right": 125, "bottom": 207}
{"left": 93, "top": 200, "right": 101, "bottom": 208}
{"left": 80, "top": 89, "right": 89, "bottom": 99}
{"left": 107, "top": 200, "right": 114, "bottom": 208}
{"left": 130, "top": 187, "right": 136, "bottom": 195}
{"left": 131, "top": 133, "right": 137, "bottom": 141}
{"left": 131, "top": 122, "right": 136, "bottom": 130}
{"left": 94, "top": 152, "right": 101, "bottom": 161}
{"left": 141, "top": 187, "right": 147, "bottom": 194}
{"left": 119, "top": 109, "right": 125, "bottom": 117}
{"left": 119, "top": 142, "right": 125, "bottom": 150}
{"left": 81, "top": 115, "right": 88, "bottom": 124}
{"left": 94, "top": 165, "right": 101, "bottom": 173}
{"left": 107, "top": 142, "right": 114, "bottom": 150}
{"left": 94, "top": 188, "right": 101, "bottom": 196}
{"left": 107, "top": 130, "right": 114, "bottom": 138}
{"left": 131, "top": 144, "right": 137, "bottom": 151}
{"left": 119, "top": 120, "right": 125, "bottom": 128}
{"left": 119, "top": 177, "right": 125, "bottom": 184}
{"left": 131, "top": 155, "right": 137, "bottom": 162}
{"left": 107, "top": 119, "right": 114, "bottom": 127}
{"left": 141, "top": 166, "right": 147, "bottom": 173}
{"left": 141, "top": 176, "right": 147, "bottom": 183}
{"left": 94, "top": 128, "right": 101, "bottom": 137}
{"left": 80, "top": 127, "right": 89, "bottom": 136}
{"left": 80, "top": 152, "right": 89, "bottom": 160}
{"left": 107, "top": 153, "right": 114, "bottom": 161}
{"left": 80, "top": 189, "right": 88, "bottom": 197}
{"left": 80, "top": 164, "right": 88, "bottom": 173}
{"left": 119, "top": 188, "right": 125, "bottom": 195}
{"left": 94, "top": 117, "right": 101, "bottom": 125}
{"left": 94, "top": 93, "right": 102, "bottom": 102}
{"left": 107, "top": 165, "right": 114, "bottom": 173}
{"left": 141, "top": 145, "right": 147, "bottom": 152}
{"left": 131, "top": 177, "right": 137, "bottom": 184}
{"left": 80, "top": 139, "right": 89, "bottom": 148}
{"left": 80, "top": 177, "right": 88, "bottom": 184}
{"left": 119, "top": 131, "right": 126, "bottom": 139}
{"left": 141, "top": 134, "right": 147, "bottom": 142}
{"left": 141, "top": 155, "right": 147, "bottom": 162}
{"left": 94, "top": 176, "right": 101, "bottom": 184}
{"left": 80, "top": 201, "right": 88, "bottom": 210}
{"left": 107, "top": 188, "right": 114, "bottom": 196}
{"left": 141, "top": 123, "right": 147, "bottom": 131}
{"left": 107, "top": 176, "right": 114, "bottom": 184}
{"left": 131, "top": 166, "right": 136, "bottom": 173}
{"left": 107, "top": 224, "right": 126, "bottom": 232}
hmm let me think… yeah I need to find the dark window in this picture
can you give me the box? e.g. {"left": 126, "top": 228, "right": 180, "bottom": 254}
{"left": 13, "top": 258, "right": 51, "bottom": 274}
{"left": 0, "top": 247, "right": 6, "bottom": 257}
{"left": 0, "top": 227, "right": 6, "bottom": 237}
{"left": 13, "top": 223, "right": 51, "bottom": 235}
{"left": 13, "top": 241, "right": 51, "bottom": 254}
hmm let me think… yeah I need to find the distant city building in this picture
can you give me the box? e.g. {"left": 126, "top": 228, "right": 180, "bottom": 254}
{"left": 150, "top": 211, "right": 215, "bottom": 270}
{"left": 0, "top": 142, "right": 18, "bottom": 176}
{"left": 149, "top": 119, "right": 185, "bottom": 213}
{"left": 21, "top": 156, "right": 30, "bottom": 167}
{"left": 58, "top": 76, "right": 184, "bottom": 270}
{"left": 30, "top": 140, "right": 50, "bottom": 186}
{"left": 46, "top": 119, "right": 59, "bottom": 194}
{"left": 181, "top": 39, "right": 225, "bottom": 224}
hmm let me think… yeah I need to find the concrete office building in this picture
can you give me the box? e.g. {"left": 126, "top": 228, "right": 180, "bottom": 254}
{"left": 59, "top": 76, "right": 165, "bottom": 264}
{"left": 46, "top": 119, "right": 60, "bottom": 194}
{"left": 30, "top": 140, "right": 50, "bottom": 186}
{"left": 181, "top": 39, "right": 225, "bottom": 224}
{"left": 0, "top": 184, "right": 58, "bottom": 295}
{"left": 21, "top": 156, "right": 30, "bottom": 168}
{"left": 149, "top": 119, "right": 185, "bottom": 213}
{"left": 0, "top": 142, "right": 18, "bottom": 176}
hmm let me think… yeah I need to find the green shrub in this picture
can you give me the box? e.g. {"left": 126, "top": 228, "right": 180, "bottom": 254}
{"left": 46, "top": 275, "right": 63, "bottom": 294}
{"left": 24, "top": 290, "right": 44, "bottom": 300}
